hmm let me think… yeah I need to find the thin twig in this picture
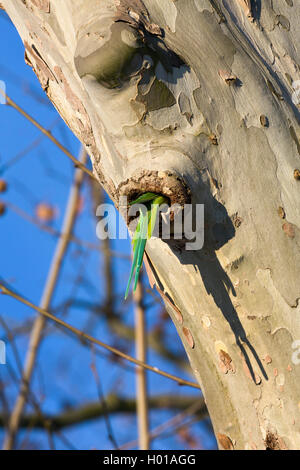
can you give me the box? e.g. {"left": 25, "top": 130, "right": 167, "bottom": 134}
{"left": 119, "top": 399, "right": 206, "bottom": 450}
{"left": 134, "top": 275, "right": 150, "bottom": 450}
{"left": 0, "top": 89, "right": 96, "bottom": 181}
{"left": 0, "top": 377, "right": 9, "bottom": 430}
{"left": 90, "top": 346, "right": 118, "bottom": 449}
{"left": 1, "top": 314, "right": 73, "bottom": 450}
{"left": 0, "top": 283, "right": 201, "bottom": 391}
{"left": 54, "top": 430, "right": 77, "bottom": 450}
{"left": 0, "top": 394, "right": 207, "bottom": 430}
{"left": 0, "top": 316, "right": 64, "bottom": 448}
{"left": 0, "top": 117, "right": 60, "bottom": 174}
{"left": 2, "top": 147, "right": 88, "bottom": 450}
{"left": 4, "top": 199, "right": 130, "bottom": 258}
{"left": 99, "top": 189, "right": 115, "bottom": 312}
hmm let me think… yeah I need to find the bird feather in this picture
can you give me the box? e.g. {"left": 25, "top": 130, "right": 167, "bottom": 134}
{"left": 125, "top": 193, "right": 168, "bottom": 299}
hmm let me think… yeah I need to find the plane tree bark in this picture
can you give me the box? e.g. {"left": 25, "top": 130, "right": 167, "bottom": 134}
{"left": 2, "top": 0, "right": 300, "bottom": 450}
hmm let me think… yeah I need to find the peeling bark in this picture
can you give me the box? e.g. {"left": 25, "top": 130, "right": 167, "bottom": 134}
{"left": 2, "top": 0, "right": 300, "bottom": 449}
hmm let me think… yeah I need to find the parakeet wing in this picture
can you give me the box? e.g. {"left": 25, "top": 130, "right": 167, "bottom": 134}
{"left": 129, "top": 192, "right": 158, "bottom": 206}
{"left": 148, "top": 195, "right": 167, "bottom": 238}
{"left": 125, "top": 206, "right": 148, "bottom": 299}
{"left": 133, "top": 207, "right": 149, "bottom": 291}
{"left": 125, "top": 194, "right": 168, "bottom": 299}
{"left": 125, "top": 216, "right": 142, "bottom": 299}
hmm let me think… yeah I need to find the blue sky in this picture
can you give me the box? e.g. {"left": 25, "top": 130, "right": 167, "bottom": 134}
{"left": 0, "top": 9, "right": 216, "bottom": 450}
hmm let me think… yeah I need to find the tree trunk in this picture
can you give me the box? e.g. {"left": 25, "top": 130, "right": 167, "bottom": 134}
{"left": 3, "top": 0, "right": 300, "bottom": 450}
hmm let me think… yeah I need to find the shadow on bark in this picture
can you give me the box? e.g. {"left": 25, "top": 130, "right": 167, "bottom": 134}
{"left": 252, "top": 0, "right": 262, "bottom": 21}
{"left": 168, "top": 193, "right": 268, "bottom": 383}
{"left": 224, "top": 0, "right": 300, "bottom": 123}
{"left": 194, "top": 250, "right": 268, "bottom": 382}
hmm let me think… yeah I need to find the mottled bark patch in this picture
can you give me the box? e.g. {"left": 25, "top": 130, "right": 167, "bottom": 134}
{"left": 53, "top": 67, "right": 95, "bottom": 146}
{"left": 75, "top": 17, "right": 184, "bottom": 91}
{"left": 182, "top": 327, "right": 195, "bottom": 349}
{"left": 265, "top": 431, "right": 288, "bottom": 450}
{"left": 217, "top": 433, "right": 234, "bottom": 450}
{"left": 115, "top": 0, "right": 162, "bottom": 37}
{"left": 237, "top": 0, "right": 254, "bottom": 22}
{"left": 264, "top": 355, "right": 272, "bottom": 364}
{"left": 275, "top": 15, "right": 290, "bottom": 31}
{"left": 208, "top": 133, "right": 218, "bottom": 145}
{"left": 156, "top": 286, "right": 183, "bottom": 324}
{"left": 260, "top": 115, "right": 269, "bottom": 127}
{"left": 289, "top": 126, "right": 300, "bottom": 155}
{"left": 231, "top": 212, "right": 243, "bottom": 229}
{"left": 219, "top": 69, "right": 237, "bottom": 86}
{"left": 136, "top": 78, "right": 176, "bottom": 111}
{"left": 219, "top": 349, "right": 236, "bottom": 374}
{"left": 294, "top": 169, "right": 300, "bottom": 180}
{"left": 24, "top": 41, "right": 56, "bottom": 91}
{"left": 178, "top": 92, "right": 193, "bottom": 124}
{"left": 278, "top": 207, "right": 286, "bottom": 219}
{"left": 52, "top": 66, "right": 105, "bottom": 183}
{"left": 29, "top": 0, "right": 50, "bottom": 13}
{"left": 282, "top": 222, "right": 295, "bottom": 239}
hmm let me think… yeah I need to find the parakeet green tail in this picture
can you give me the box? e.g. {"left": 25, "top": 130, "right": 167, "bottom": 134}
{"left": 125, "top": 193, "right": 168, "bottom": 299}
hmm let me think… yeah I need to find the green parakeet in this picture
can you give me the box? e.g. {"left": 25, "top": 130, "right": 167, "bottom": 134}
{"left": 125, "top": 193, "right": 168, "bottom": 299}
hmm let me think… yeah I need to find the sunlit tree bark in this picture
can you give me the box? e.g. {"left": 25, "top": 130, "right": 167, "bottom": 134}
{"left": 2, "top": 0, "right": 300, "bottom": 450}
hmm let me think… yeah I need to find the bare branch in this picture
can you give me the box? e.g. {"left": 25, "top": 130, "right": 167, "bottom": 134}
{"left": 2, "top": 147, "right": 88, "bottom": 450}
{"left": 0, "top": 395, "right": 206, "bottom": 431}
{"left": 134, "top": 275, "right": 149, "bottom": 450}
{"left": 90, "top": 347, "right": 119, "bottom": 449}
{"left": 120, "top": 399, "right": 206, "bottom": 450}
{"left": 0, "top": 89, "right": 96, "bottom": 181}
{"left": 0, "top": 283, "right": 201, "bottom": 391}
{"left": 3, "top": 200, "right": 129, "bottom": 258}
